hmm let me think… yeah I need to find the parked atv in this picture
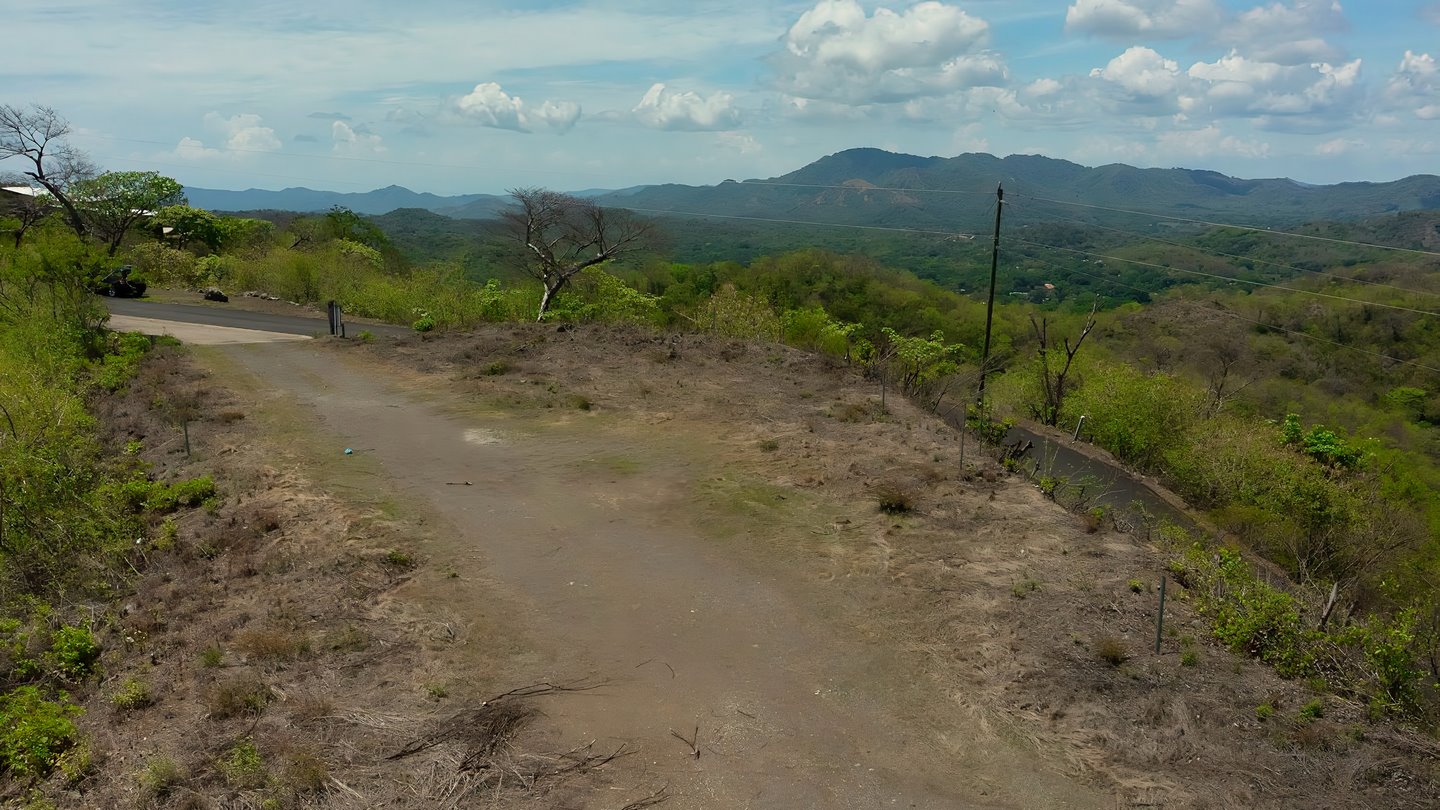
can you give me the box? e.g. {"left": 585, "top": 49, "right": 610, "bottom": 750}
{"left": 94, "top": 265, "right": 147, "bottom": 298}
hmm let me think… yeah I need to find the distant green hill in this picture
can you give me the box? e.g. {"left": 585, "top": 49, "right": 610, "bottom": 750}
{"left": 596, "top": 148, "right": 1440, "bottom": 234}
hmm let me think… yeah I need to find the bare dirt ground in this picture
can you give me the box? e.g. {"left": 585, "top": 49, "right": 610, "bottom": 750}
{"left": 45, "top": 324, "right": 1440, "bottom": 809}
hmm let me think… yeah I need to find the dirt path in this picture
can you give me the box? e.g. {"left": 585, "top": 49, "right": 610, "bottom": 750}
{"left": 207, "top": 339, "right": 1106, "bottom": 809}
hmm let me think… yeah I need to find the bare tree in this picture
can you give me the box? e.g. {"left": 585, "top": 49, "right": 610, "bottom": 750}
{"left": 0, "top": 105, "right": 95, "bottom": 238}
{"left": 0, "top": 173, "right": 54, "bottom": 247}
{"left": 1029, "top": 297, "right": 1099, "bottom": 427}
{"left": 501, "top": 188, "right": 651, "bottom": 321}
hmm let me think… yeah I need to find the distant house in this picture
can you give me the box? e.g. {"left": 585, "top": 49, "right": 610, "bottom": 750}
{"left": 1, "top": 184, "right": 45, "bottom": 215}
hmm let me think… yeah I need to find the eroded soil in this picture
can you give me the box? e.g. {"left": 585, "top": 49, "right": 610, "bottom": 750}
{"left": 42, "top": 324, "right": 1440, "bottom": 809}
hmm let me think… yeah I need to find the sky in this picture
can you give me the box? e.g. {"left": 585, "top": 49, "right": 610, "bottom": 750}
{"left": 4, "top": 0, "right": 1439, "bottom": 195}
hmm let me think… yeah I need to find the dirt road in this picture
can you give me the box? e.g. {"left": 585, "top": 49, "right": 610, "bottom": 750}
{"left": 208, "top": 338, "right": 1106, "bottom": 809}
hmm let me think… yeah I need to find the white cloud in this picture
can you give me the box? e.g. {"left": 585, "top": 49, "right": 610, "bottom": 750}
{"left": 1065, "top": 0, "right": 1222, "bottom": 39}
{"left": 777, "top": 0, "right": 1005, "bottom": 104}
{"left": 1384, "top": 51, "right": 1440, "bottom": 120}
{"left": 1315, "top": 137, "right": 1363, "bottom": 155}
{"left": 331, "top": 121, "right": 385, "bottom": 156}
{"left": 1091, "top": 46, "right": 1182, "bottom": 98}
{"left": 171, "top": 112, "right": 281, "bottom": 160}
{"left": 1222, "top": 2, "right": 1346, "bottom": 65}
{"left": 633, "top": 84, "right": 742, "bottom": 131}
{"left": 715, "top": 132, "right": 762, "bottom": 155}
{"left": 1185, "top": 52, "right": 1362, "bottom": 120}
{"left": 1156, "top": 124, "right": 1270, "bottom": 158}
{"left": 454, "top": 82, "right": 580, "bottom": 133}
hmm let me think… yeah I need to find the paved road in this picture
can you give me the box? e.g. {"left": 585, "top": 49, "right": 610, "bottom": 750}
{"left": 102, "top": 297, "right": 412, "bottom": 338}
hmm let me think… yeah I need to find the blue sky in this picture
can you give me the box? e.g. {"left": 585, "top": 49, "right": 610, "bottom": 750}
{"left": 4, "top": 1, "right": 1438, "bottom": 194}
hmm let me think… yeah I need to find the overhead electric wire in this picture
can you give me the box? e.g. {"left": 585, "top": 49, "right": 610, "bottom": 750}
{"left": 1007, "top": 198, "right": 1440, "bottom": 301}
{"left": 1009, "top": 237, "right": 1440, "bottom": 318}
{"left": 1032, "top": 253, "right": 1440, "bottom": 376}
{"left": 1012, "top": 192, "right": 1440, "bottom": 259}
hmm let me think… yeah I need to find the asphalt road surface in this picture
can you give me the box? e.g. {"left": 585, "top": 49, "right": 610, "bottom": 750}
{"left": 102, "top": 297, "right": 412, "bottom": 338}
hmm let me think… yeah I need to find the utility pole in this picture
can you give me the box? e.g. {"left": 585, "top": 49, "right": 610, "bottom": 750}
{"left": 976, "top": 183, "right": 1004, "bottom": 407}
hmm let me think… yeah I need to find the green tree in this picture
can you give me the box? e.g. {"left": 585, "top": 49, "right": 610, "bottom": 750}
{"left": 72, "top": 171, "right": 185, "bottom": 256}
{"left": 151, "top": 204, "right": 225, "bottom": 252}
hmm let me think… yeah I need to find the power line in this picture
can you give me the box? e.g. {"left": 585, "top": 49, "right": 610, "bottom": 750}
{"left": 1010, "top": 237, "right": 1440, "bottom": 318}
{"left": 1009, "top": 198, "right": 1440, "bottom": 301}
{"left": 1034, "top": 254, "right": 1440, "bottom": 376}
{"left": 1014, "top": 192, "right": 1440, "bottom": 259}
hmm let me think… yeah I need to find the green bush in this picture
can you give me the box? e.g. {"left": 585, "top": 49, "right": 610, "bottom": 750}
{"left": 0, "top": 687, "right": 83, "bottom": 777}
{"left": 45, "top": 626, "right": 99, "bottom": 680}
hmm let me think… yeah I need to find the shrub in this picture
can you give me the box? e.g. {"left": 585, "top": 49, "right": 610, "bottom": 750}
{"left": 208, "top": 677, "right": 272, "bottom": 719}
{"left": 0, "top": 687, "right": 83, "bottom": 777}
{"left": 138, "top": 756, "right": 183, "bottom": 798}
{"left": 110, "top": 677, "right": 152, "bottom": 712}
{"left": 874, "top": 483, "right": 915, "bottom": 514}
{"left": 1094, "top": 636, "right": 1128, "bottom": 666}
{"left": 46, "top": 626, "right": 99, "bottom": 680}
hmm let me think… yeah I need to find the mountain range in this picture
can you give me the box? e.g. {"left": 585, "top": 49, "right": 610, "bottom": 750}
{"left": 185, "top": 149, "right": 1440, "bottom": 231}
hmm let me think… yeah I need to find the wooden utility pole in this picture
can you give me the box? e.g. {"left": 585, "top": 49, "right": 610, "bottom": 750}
{"left": 976, "top": 184, "right": 1004, "bottom": 406}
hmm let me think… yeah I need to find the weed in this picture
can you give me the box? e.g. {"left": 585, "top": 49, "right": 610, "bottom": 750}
{"left": 1127, "top": 578, "right": 1146, "bottom": 594}
{"left": 1011, "top": 578, "right": 1042, "bottom": 599}
{"left": 199, "top": 646, "right": 224, "bottom": 668}
{"left": 383, "top": 549, "right": 415, "bottom": 570}
{"left": 1084, "top": 506, "right": 1106, "bottom": 533}
{"left": 412, "top": 313, "right": 436, "bottom": 332}
{"left": 758, "top": 439, "right": 780, "bottom": 452}
{"left": 123, "top": 439, "right": 144, "bottom": 455}
{"left": 218, "top": 409, "right": 247, "bottom": 423}
{"left": 874, "top": 483, "right": 915, "bottom": 514}
{"left": 138, "top": 756, "right": 184, "bottom": 798}
{"left": 1094, "top": 636, "right": 1128, "bottom": 666}
{"left": 482, "top": 360, "right": 510, "bottom": 376}
{"left": 425, "top": 683, "right": 448, "bottom": 700}
{"left": 357, "top": 330, "right": 375, "bottom": 343}
{"left": 566, "top": 393, "right": 593, "bottom": 410}
{"left": 110, "top": 677, "right": 153, "bottom": 712}
{"left": 1299, "top": 698, "right": 1325, "bottom": 722}
{"left": 1255, "top": 703, "right": 1275, "bottom": 721}
{"left": 1181, "top": 649, "right": 1199, "bottom": 667}
{"left": 221, "top": 738, "right": 266, "bottom": 788}
{"left": 208, "top": 677, "right": 272, "bottom": 719}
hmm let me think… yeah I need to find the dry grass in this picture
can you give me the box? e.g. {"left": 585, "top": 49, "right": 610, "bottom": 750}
{"left": 1094, "top": 635, "right": 1129, "bottom": 667}
{"left": 232, "top": 627, "right": 310, "bottom": 662}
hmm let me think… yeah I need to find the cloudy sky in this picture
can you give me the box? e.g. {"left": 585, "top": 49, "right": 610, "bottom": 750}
{"left": 5, "top": 0, "right": 1438, "bottom": 194}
